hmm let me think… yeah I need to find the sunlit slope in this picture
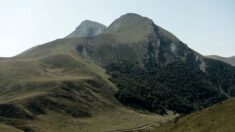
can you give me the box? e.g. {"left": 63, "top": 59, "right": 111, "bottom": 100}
{"left": 0, "top": 36, "right": 176, "bottom": 132}
{"left": 0, "top": 123, "right": 23, "bottom": 132}
{"left": 0, "top": 54, "right": 176, "bottom": 131}
{"left": 153, "top": 98, "right": 235, "bottom": 132}
{"left": 0, "top": 42, "right": 120, "bottom": 131}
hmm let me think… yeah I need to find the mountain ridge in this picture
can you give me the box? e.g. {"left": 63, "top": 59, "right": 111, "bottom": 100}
{"left": 208, "top": 55, "right": 235, "bottom": 66}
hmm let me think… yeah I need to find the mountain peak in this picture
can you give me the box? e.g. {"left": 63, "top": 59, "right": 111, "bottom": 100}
{"left": 80, "top": 20, "right": 101, "bottom": 25}
{"left": 66, "top": 20, "right": 107, "bottom": 38}
{"left": 119, "top": 13, "right": 148, "bottom": 19}
{"left": 106, "top": 13, "right": 154, "bottom": 42}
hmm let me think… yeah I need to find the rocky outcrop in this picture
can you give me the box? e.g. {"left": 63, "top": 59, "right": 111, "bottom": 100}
{"left": 66, "top": 20, "right": 107, "bottom": 38}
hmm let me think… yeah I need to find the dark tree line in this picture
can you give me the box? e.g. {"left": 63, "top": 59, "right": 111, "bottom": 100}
{"left": 205, "top": 59, "right": 235, "bottom": 96}
{"left": 106, "top": 61, "right": 227, "bottom": 114}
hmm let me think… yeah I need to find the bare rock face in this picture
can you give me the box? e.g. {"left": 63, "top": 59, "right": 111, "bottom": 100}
{"left": 66, "top": 20, "right": 107, "bottom": 38}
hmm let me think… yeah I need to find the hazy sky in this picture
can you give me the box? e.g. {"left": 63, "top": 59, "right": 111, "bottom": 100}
{"left": 0, "top": 0, "right": 234, "bottom": 57}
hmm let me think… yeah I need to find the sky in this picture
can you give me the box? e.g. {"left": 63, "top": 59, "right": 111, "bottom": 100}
{"left": 0, "top": 0, "right": 234, "bottom": 57}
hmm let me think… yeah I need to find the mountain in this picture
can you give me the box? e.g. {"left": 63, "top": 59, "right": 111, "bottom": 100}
{"left": 77, "top": 13, "right": 203, "bottom": 67}
{"left": 208, "top": 55, "right": 235, "bottom": 66}
{"left": 66, "top": 20, "right": 107, "bottom": 38}
{"left": 0, "top": 13, "right": 235, "bottom": 131}
{"left": 75, "top": 13, "right": 235, "bottom": 114}
{"left": 0, "top": 40, "right": 176, "bottom": 132}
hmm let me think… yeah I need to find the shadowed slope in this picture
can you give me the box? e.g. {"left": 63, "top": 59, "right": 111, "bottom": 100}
{"left": 208, "top": 55, "right": 235, "bottom": 66}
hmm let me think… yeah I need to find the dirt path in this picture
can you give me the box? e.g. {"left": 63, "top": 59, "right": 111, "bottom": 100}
{"left": 219, "top": 86, "right": 230, "bottom": 98}
{"left": 104, "top": 121, "right": 165, "bottom": 132}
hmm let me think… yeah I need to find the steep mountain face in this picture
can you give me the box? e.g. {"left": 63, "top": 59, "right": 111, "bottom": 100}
{"left": 208, "top": 55, "right": 235, "bottom": 66}
{"left": 73, "top": 13, "right": 235, "bottom": 114}
{"left": 77, "top": 13, "right": 204, "bottom": 68}
{"left": 0, "top": 13, "right": 235, "bottom": 131}
{"left": 66, "top": 20, "right": 107, "bottom": 38}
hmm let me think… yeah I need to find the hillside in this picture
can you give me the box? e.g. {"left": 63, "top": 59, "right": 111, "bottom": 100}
{"left": 152, "top": 98, "right": 235, "bottom": 132}
{"left": 0, "top": 44, "right": 177, "bottom": 131}
{"left": 0, "top": 13, "right": 235, "bottom": 131}
{"left": 208, "top": 55, "right": 235, "bottom": 66}
{"left": 0, "top": 50, "right": 117, "bottom": 131}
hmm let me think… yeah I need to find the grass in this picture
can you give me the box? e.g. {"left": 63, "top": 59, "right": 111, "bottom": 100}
{"left": 0, "top": 42, "right": 121, "bottom": 131}
{"left": 138, "top": 98, "right": 235, "bottom": 132}
{"left": 0, "top": 46, "right": 175, "bottom": 131}
{"left": 23, "top": 107, "right": 176, "bottom": 132}
{"left": 0, "top": 123, "right": 23, "bottom": 132}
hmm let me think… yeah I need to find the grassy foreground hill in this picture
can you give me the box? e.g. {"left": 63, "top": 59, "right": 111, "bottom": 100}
{"left": 151, "top": 97, "right": 235, "bottom": 132}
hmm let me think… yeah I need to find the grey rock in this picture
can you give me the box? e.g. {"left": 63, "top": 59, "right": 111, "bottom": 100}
{"left": 66, "top": 20, "right": 107, "bottom": 38}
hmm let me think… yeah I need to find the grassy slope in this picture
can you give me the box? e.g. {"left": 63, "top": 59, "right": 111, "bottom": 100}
{"left": 0, "top": 38, "right": 177, "bottom": 131}
{"left": 0, "top": 40, "right": 114, "bottom": 130}
{"left": 113, "top": 98, "right": 235, "bottom": 132}
{"left": 23, "top": 108, "right": 176, "bottom": 132}
{"left": 0, "top": 123, "right": 23, "bottom": 132}
{"left": 145, "top": 98, "right": 235, "bottom": 132}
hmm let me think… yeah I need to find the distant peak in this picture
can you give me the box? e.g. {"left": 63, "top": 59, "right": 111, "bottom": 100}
{"left": 79, "top": 20, "right": 104, "bottom": 26}
{"left": 107, "top": 13, "right": 153, "bottom": 31}
{"left": 115, "top": 13, "right": 152, "bottom": 23}
{"left": 66, "top": 20, "right": 107, "bottom": 38}
{"left": 82, "top": 20, "right": 94, "bottom": 23}
{"left": 120, "top": 13, "right": 143, "bottom": 18}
